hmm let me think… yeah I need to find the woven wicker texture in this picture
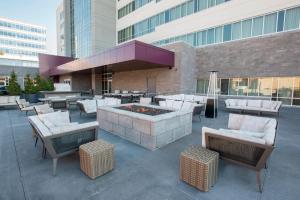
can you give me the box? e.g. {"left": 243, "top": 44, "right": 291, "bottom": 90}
{"left": 180, "top": 145, "right": 219, "bottom": 192}
{"left": 79, "top": 140, "right": 114, "bottom": 179}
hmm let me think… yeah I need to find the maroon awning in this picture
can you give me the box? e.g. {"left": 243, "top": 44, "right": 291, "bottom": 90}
{"left": 39, "top": 40, "right": 175, "bottom": 76}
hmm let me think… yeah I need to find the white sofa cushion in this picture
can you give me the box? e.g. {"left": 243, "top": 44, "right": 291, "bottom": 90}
{"left": 97, "top": 99, "right": 105, "bottom": 107}
{"left": 219, "top": 129, "right": 266, "bottom": 138}
{"left": 0, "top": 96, "right": 8, "bottom": 104}
{"left": 194, "top": 96, "right": 206, "bottom": 104}
{"left": 140, "top": 97, "right": 152, "bottom": 105}
{"left": 226, "top": 99, "right": 237, "bottom": 107}
{"left": 262, "top": 101, "right": 273, "bottom": 109}
{"left": 172, "top": 101, "right": 183, "bottom": 110}
{"left": 184, "top": 95, "right": 194, "bottom": 102}
{"left": 159, "top": 101, "right": 167, "bottom": 107}
{"left": 237, "top": 100, "right": 247, "bottom": 107}
{"left": 181, "top": 101, "right": 194, "bottom": 111}
{"left": 228, "top": 114, "right": 245, "bottom": 130}
{"left": 166, "top": 99, "right": 174, "bottom": 108}
{"left": 8, "top": 96, "right": 17, "bottom": 103}
{"left": 247, "top": 100, "right": 262, "bottom": 108}
{"left": 240, "top": 116, "right": 270, "bottom": 132}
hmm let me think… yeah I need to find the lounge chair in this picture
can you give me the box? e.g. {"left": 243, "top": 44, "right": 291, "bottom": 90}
{"left": 202, "top": 113, "right": 277, "bottom": 192}
{"left": 34, "top": 104, "right": 55, "bottom": 115}
{"left": 16, "top": 99, "right": 42, "bottom": 115}
{"left": 28, "top": 111, "right": 98, "bottom": 175}
{"left": 0, "top": 96, "right": 20, "bottom": 107}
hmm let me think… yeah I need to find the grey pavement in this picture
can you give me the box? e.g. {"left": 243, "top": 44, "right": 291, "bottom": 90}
{"left": 0, "top": 106, "right": 299, "bottom": 200}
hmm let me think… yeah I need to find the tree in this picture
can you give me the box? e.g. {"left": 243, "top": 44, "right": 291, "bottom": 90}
{"left": 7, "top": 70, "right": 21, "bottom": 95}
{"left": 24, "top": 74, "right": 37, "bottom": 94}
{"left": 34, "top": 74, "right": 43, "bottom": 92}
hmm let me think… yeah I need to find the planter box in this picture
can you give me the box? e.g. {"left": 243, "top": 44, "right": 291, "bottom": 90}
{"left": 25, "top": 93, "right": 38, "bottom": 103}
{"left": 97, "top": 103, "right": 193, "bottom": 150}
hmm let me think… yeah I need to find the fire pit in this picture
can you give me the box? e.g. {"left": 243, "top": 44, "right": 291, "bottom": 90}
{"left": 116, "top": 105, "right": 172, "bottom": 116}
{"left": 97, "top": 103, "right": 193, "bottom": 150}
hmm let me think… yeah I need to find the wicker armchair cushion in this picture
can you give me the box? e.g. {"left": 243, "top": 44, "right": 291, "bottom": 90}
{"left": 202, "top": 127, "right": 266, "bottom": 148}
{"left": 228, "top": 114, "right": 245, "bottom": 130}
{"left": 219, "top": 129, "right": 265, "bottom": 138}
{"left": 49, "top": 122, "right": 99, "bottom": 134}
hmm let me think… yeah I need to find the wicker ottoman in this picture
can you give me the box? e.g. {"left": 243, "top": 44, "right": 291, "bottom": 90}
{"left": 180, "top": 145, "right": 219, "bottom": 192}
{"left": 79, "top": 140, "right": 114, "bottom": 179}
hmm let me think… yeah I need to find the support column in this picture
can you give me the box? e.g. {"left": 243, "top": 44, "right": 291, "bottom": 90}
{"left": 91, "top": 68, "right": 96, "bottom": 94}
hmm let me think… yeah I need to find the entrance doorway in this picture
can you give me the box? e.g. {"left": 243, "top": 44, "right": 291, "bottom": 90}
{"left": 147, "top": 77, "right": 156, "bottom": 95}
{"left": 102, "top": 72, "right": 112, "bottom": 94}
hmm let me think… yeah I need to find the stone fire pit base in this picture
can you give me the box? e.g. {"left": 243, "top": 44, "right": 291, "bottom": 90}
{"left": 97, "top": 103, "right": 193, "bottom": 150}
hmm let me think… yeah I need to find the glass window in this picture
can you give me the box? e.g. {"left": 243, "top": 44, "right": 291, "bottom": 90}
{"left": 181, "top": 3, "right": 187, "bottom": 17}
{"left": 278, "top": 77, "right": 293, "bottom": 98}
{"left": 215, "top": 26, "right": 223, "bottom": 43}
{"left": 196, "top": 30, "right": 207, "bottom": 46}
{"left": 271, "top": 78, "right": 278, "bottom": 100}
{"left": 277, "top": 11, "right": 285, "bottom": 32}
{"left": 199, "top": 0, "right": 207, "bottom": 11}
{"left": 207, "top": 28, "right": 215, "bottom": 44}
{"left": 186, "top": 0, "right": 194, "bottom": 15}
{"left": 248, "top": 78, "right": 259, "bottom": 96}
{"left": 208, "top": 0, "right": 216, "bottom": 8}
{"left": 284, "top": 7, "right": 300, "bottom": 31}
{"left": 232, "top": 22, "right": 241, "bottom": 40}
{"left": 220, "top": 79, "right": 229, "bottom": 95}
{"left": 238, "top": 78, "right": 248, "bottom": 96}
{"left": 223, "top": 24, "right": 232, "bottom": 42}
{"left": 197, "top": 79, "right": 209, "bottom": 94}
{"left": 252, "top": 16, "right": 264, "bottom": 36}
{"left": 264, "top": 13, "right": 277, "bottom": 34}
{"left": 229, "top": 78, "right": 239, "bottom": 95}
{"left": 242, "top": 19, "right": 252, "bottom": 38}
{"left": 258, "top": 78, "right": 273, "bottom": 97}
{"left": 293, "top": 77, "right": 300, "bottom": 98}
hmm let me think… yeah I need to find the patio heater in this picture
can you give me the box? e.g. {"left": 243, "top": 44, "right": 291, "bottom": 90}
{"left": 205, "top": 71, "right": 218, "bottom": 118}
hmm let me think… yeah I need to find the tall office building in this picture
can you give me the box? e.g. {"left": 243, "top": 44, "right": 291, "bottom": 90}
{"left": 0, "top": 17, "right": 46, "bottom": 87}
{"left": 57, "top": 0, "right": 116, "bottom": 58}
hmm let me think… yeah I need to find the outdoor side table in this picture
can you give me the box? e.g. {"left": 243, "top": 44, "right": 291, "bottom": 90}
{"left": 180, "top": 145, "right": 219, "bottom": 192}
{"left": 79, "top": 139, "right": 114, "bottom": 179}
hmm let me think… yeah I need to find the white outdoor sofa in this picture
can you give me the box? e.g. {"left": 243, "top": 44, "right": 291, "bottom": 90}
{"left": 225, "top": 99, "right": 282, "bottom": 115}
{"left": 28, "top": 111, "right": 99, "bottom": 175}
{"left": 202, "top": 113, "right": 277, "bottom": 192}
{"left": 0, "top": 96, "right": 20, "bottom": 107}
{"left": 77, "top": 97, "right": 121, "bottom": 115}
{"left": 155, "top": 94, "right": 207, "bottom": 104}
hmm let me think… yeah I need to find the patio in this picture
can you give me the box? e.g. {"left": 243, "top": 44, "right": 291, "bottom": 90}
{"left": 1, "top": 106, "right": 299, "bottom": 200}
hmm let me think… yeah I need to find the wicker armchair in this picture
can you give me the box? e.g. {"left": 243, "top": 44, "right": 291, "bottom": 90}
{"left": 202, "top": 114, "right": 277, "bottom": 192}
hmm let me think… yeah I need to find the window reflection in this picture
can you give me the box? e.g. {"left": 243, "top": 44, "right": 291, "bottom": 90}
{"left": 258, "top": 78, "right": 272, "bottom": 96}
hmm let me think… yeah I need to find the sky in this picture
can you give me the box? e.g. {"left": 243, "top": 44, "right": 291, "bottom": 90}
{"left": 0, "top": 0, "right": 62, "bottom": 55}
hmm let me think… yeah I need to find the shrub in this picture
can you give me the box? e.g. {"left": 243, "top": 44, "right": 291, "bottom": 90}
{"left": 7, "top": 70, "right": 21, "bottom": 95}
{"left": 24, "top": 74, "right": 37, "bottom": 94}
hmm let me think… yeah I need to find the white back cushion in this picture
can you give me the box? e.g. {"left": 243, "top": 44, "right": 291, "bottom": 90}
{"left": 181, "top": 101, "right": 194, "bottom": 111}
{"left": 159, "top": 101, "right": 167, "bottom": 107}
{"left": 8, "top": 96, "right": 17, "bottom": 103}
{"left": 166, "top": 100, "right": 174, "bottom": 108}
{"left": 38, "top": 111, "right": 70, "bottom": 127}
{"left": 140, "top": 97, "right": 152, "bottom": 105}
{"left": 0, "top": 96, "right": 8, "bottom": 104}
{"left": 228, "top": 114, "right": 245, "bottom": 130}
{"left": 172, "top": 101, "right": 183, "bottom": 110}
{"left": 184, "top": 95, "right": 194, "bottom": 102}
{"left": 262, "top": 100, "right": 273, "bottom": 109}
{"left": 241, "top": 115, "right": 271, "bottom": 132}
{"left": 97, "top": 99, "right": 105, "bottom": 107}
{"left": 237, "top": 100, "right": 247, "bottom": 107}
{"left": 247, "top": 100, "right": 262, "bottom": 108}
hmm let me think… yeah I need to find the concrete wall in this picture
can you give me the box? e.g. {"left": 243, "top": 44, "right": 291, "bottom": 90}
{"left": 112, "top": 42, "right": 197, "bottom": 94}
{"left": 196, "top": 30, "right": 300, "bottom": 79}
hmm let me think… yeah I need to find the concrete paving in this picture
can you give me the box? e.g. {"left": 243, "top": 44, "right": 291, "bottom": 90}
{"left": 0, "top": 106, "right": 299, "bottom": 200}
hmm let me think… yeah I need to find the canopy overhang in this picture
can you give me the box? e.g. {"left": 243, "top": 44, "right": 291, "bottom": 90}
{"left": 41, "top": 41, "right": 175, "bottom": 76}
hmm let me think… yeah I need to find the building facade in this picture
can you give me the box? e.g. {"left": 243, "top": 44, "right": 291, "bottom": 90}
{"left": 0, "top": 17, "right": 46, "bottom": 88}
{"left": 57, "top": 0, "right": 116, "bottom": 58}
{"left": 43, "top": 0, "right": 300, "bottom": 106}
{"left": 114, "top": 0, "right": 300, "bottom": 106}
